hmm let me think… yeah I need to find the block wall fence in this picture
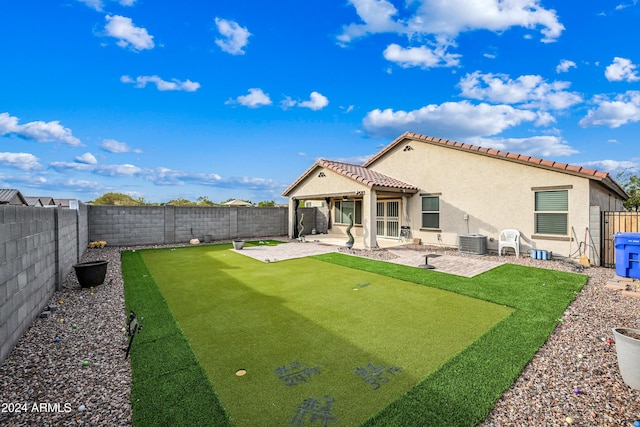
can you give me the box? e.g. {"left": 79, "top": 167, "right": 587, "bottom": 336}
{"left": 1, "top": 204, "right": 299, "bottom": 363}
{"left": 0, "top": 203, "right": 89, "bottom": 363}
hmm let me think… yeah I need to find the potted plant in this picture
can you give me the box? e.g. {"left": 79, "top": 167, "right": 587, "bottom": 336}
{"left": 73, "top": 260, "right": 109, "bottom": 288}
{"left": 233, "top": 239, "right": 245, "bottom": 250}
{"left": 612, "top": 327, "right": 640, "bottom": 390}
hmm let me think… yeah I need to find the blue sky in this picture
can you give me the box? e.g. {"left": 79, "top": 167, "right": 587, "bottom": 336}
{"left": 1, "top": 0, "right": 639, "bottom": 203}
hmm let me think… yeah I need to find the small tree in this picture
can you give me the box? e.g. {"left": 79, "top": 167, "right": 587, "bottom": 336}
{"left": 617, "top": 171, "right": 640, "bottom": 211}
{"left": 90, "top": 192, "right": 147, "bottom": 206}
{"left": 197, "top": 196, "right": 214, "bottom": 206}
{"left": 257, "top": 200, "right": 275, "bottom": 207}
{"left": 166, "top": 197, "right": 196, "bottom": 206}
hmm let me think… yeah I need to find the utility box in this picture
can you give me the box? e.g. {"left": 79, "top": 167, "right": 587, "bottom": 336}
{"left": 458, "top": 234, "right": 487, "bottom": 255}
{"left": 614, "top": 232, "right": 640, "bottom": 279}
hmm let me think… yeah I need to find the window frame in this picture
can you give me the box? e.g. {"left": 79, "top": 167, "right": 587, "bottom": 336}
{"left": 334, "top": 200, "right": 362, "bottom": 225}
{"left": 533, "top": 189, "right": 569, "bottom": 236}
{"left": 421, "top": 195, "right": 440, "bottom": 230}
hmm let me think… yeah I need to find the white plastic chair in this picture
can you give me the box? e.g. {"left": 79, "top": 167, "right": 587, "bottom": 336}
{"left": 498, "top": 229, "right": 520, "bottom": 257}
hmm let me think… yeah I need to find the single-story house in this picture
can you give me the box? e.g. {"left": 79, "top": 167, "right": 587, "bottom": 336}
{"left": 222, "top": 199, "right": 254, "bottom": 207}
{"left": 24, "top": 196, "right": 57, "bottom": 207}
{"left": 24, "top": 197, "right": 45, "bottom": 207}
{"left": 282, "top": 132, "right": 628, "bottom": 262}
{"left": 0, "top": 189, "right": 28, "bottom": 206}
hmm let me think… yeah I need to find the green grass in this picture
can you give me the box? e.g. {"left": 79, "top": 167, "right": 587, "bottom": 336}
{"left": 122, "top": 250, "right": 230, "bottom": 427}
{"left": 123, "top": 244, "right": 587, "bottom": 426}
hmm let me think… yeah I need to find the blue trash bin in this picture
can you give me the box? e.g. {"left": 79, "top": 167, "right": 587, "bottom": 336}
{"left": 614, "top": 232, "right": 640, "bottom": 279}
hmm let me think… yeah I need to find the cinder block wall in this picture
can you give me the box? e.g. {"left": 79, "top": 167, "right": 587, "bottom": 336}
{"left": 237, "top": 207, "right": 289, "bottom": 239}
{"left": 89, "top": 205, "right": 290, "bottom": 245}
{"left": 0, "top": 205, "right": 87, "bottom": 363}
{"left": 57, "top": 208, "right": 81, "bottom": 287}
{"left": 1, "top": 203, "right": 291, "bottom": 363}
{"left": 88, "top": 205, "right": 165, "bottom": 246}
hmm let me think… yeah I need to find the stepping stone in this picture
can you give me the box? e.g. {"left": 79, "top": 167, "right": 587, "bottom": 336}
{"left": 622, "top": 290, "right": 640, "bottom": 299}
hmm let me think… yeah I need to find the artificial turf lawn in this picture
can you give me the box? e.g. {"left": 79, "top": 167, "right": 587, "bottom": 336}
{"left": 138, "top": 245, "right": 511, "bottom": 426}
{"left": 122, "top": 243, "right": 587, "bottom": 426}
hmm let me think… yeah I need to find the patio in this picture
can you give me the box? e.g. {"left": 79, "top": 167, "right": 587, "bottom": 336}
{"left": 234, "top": 234, "right": 504, "bottom": 277}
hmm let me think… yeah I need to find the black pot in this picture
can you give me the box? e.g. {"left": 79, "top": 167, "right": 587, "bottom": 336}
{"left": 73, "top": 260, "right": 109, "bottom": 288}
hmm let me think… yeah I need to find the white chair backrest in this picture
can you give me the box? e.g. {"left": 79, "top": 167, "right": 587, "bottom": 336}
{"left": 500, "top": 229, "right": 519, "bottom": 241}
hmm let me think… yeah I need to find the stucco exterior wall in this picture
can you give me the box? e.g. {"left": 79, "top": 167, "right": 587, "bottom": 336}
{"left": 287, "top": 166, "right": 368, "bottom": 199}
{"left": 367, "top": 140, "right": 600, "bottom": 257}
{"left": 589, "top": 181, "right": 625, "bottom": 212}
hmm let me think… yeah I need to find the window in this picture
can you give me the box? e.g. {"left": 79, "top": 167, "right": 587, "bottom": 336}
{"left": 421, "top": 196, "right": 439, "bottom": 229}
{"left": 335, "top": 200, "right": 362, "bottom": 225}
{"left": 534, "top": 190, "right": 568, "bottom": 235}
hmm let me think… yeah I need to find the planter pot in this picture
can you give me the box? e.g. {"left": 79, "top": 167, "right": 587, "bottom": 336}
{"left": 612, "top": 327, "right": 640, "bottom": 390}
{"left": 233, "top": 240, "right": 245, "bottom": 250}
{"left": 73, "top": 260, "right": 109, "bottom": 288}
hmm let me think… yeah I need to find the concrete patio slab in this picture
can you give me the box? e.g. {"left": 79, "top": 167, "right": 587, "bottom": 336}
{"left": 233, "top": 241, "right": 504, "bottom": 277}
{"left": 231, "top": 241, "right": 339, "bottom": 262}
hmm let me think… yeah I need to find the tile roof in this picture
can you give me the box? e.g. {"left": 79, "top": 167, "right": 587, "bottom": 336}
{"left": 282, "top": 159, "right": 417, "bottom": 196}
{"left": 364, "top": 132, "right": 628, "bottom": 199}
{"left": 317, "top": 159, "right": 418, "bottom": 190}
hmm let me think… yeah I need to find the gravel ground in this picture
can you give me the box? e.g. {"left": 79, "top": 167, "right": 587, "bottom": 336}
{"left": 1, "top": 239, "right": 638, "bottom": 426}
{"left": 0, "top": 246, "right": 131, "bottom": 427}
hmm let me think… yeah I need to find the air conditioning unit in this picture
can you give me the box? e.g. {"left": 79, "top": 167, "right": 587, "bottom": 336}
{"left": 458, "top": 234, "right": 487, "bottom": 255}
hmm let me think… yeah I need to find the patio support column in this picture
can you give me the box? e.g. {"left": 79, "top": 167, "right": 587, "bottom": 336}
{"left": 288, "top": 197, "right": 297, "bottom": 238}
{"left": 362, "top": 189, "right": 378, "bottom": 249}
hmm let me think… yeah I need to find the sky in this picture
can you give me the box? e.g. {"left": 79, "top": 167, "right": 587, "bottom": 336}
{"left": 1, "top": 0, "right": 640, "bottom": 204}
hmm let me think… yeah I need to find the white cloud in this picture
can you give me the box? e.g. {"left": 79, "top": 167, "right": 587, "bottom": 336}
{"left": 77, "top": 0, "right": 104, "bottom": 11}
{"left": 280, "top": 96, "right": 297, "bottom": 110}
{"left": 605, "top": 57, "right": 640, "bottom": 82}
{"left": 48, "top": 160, "right": 283, "bottom": 191}
{"left": 0, "top": 112, "right": 82, "bottom": 146}
{"left": 298, "top": 92, "right": 329, "bottom": 110}
{"left": 458, "top": 72, "right": 582, "bottom": 110}
{"left": 226, "top": 88, "right": 272, "bottom": 108}
{"left": 466, "top": 136, "right": 578, "bottom": 157}
{"left": 50, "top": 161, "right": 143, "bottom": 176}
{"left": 100, "top": 138, "right": 142, "bottom": 153}
{"left": 214, "top": 18, "right": 251, "bottom": 55}
{"left": 120, "top": 75, "right": 200, "bottom": 92}
{"left": 76, "top": 152, "right": 98, "bottom": 164}
{"left": 383, "top": 42, "right": 461, "bottom": 69}
{"left": 0, "top": 152, "right": 41, "bottom": 170}
{"left": 581, "top": 159, "right": 638, "bottom": 174}
{"left": 362, "top": 100, "right": 539, "bottom": 139}
{"left": 338, "top": 0, "right": 564, "bottom": 44}
{"left": 77, "top": 0, "right": 136, "bottom": 10}
{"left": 104, "top": 15, "right": 154, "bottom": 51}
{"left": 579, "top": 90, "right": 640, "bottom": 128}
{"left": 337, "top": 0, "right": 405, "bottom": 44}
{"left": 556, "top": 59, "right": 576, "bottom": 73}
{"left": 280, "top": 92, "right": 329, "bottom": 110}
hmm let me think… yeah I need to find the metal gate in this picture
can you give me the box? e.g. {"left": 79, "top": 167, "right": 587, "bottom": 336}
{"left": 601, "top": 211, "right": 640, "bottom": 267}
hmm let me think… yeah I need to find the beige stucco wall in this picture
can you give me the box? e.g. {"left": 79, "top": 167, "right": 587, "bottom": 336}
{"left": 287, "top": 165, "right": 370, "bottom": 239}
{"left": 368, "top": 140, "right": 600, "bottom": 257}
{"left": 287, "top": 165, "right": 368, "bottom": 199}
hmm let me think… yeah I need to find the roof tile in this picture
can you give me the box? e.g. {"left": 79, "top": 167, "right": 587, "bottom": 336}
{"left": 318, "top": 159, "right": 417, "bottom": 191}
